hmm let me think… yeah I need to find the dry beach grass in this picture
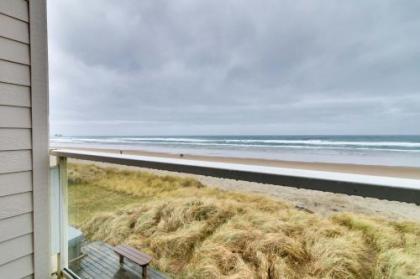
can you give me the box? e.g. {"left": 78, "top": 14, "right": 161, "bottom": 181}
{"left": 68, "top": 163, "right": 420, "bottom": 278}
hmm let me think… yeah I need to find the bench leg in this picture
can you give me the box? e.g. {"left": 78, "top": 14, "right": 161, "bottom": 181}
{"left": 142, "top": 266, "right": 147, "bottom": 279}
{"left": 119, "top": 255, "right": 124, "bottom": 264}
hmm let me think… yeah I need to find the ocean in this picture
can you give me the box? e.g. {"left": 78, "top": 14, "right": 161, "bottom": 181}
{"left": 50, "top": 135, "right": 420, "bottom": 167}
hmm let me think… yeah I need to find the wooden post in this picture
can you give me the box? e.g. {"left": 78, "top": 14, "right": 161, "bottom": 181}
{"left": 142, "top": 266, "right": 147, "bottom": 279}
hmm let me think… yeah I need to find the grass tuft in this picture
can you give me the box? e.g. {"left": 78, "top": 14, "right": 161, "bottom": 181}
{"left": 69, "top": 163, "right": 420, "bottom": 278}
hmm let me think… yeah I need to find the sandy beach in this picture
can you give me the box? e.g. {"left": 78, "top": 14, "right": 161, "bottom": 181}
{"left": 61, "top": 146, "right": 420, "bottom": 179}
{"left": 63, "top": 146, "right": 420, "bottom": 222}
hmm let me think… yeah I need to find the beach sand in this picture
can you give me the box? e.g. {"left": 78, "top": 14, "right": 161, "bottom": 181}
{"left": 64, "top": 146, "right": 420, "bottom": 222}
{"left": 61, "top": 146, "right": 420, "bottom": 179}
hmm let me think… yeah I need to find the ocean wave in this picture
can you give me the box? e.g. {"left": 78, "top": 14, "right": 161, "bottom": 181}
{"left": 113, "top": 141, "right": 420, "bottom": 153}
{"left": 119, "top": 137, "right": 211, "bottom": 142}
{"left": 50, "top": 136, "right": 420, "bottom": 153}
{"left": 51, "top": 137, "right": 420, "bottom": 148}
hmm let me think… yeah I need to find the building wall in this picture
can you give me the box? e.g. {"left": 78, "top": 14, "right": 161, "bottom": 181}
{"left": 0, "top": 0, "right": 49, "bottom": 278}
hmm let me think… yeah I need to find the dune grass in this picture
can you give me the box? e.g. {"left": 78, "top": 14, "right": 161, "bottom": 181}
{"left": 68, "top": 163, "right": 420, "bottom": 279}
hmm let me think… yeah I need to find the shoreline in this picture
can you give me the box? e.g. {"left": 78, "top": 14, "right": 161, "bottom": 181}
{"left": 57, "top": 146, "right": 420, "bottom": 179}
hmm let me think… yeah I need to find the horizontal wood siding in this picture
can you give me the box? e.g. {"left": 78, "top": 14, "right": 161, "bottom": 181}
{"left": 0, "top": 150, "right": 32, "bottom": 174}
{"left": 0, "top": 233, "right": 33, "bottom": 266}
{"left": 0, "top": 171, "right": 32, "bottom": 197}
{"left": 0, "top": 192, "right": 32, "bottom": 219}
{"left": 0, "top": 1, "right": 42, "bottom": 278}
{"left": 0, "top": 106, "right": 31, "bottom": 128}
{"left": 0, "top": 13, "right": 29, "bottom": 43}
{"left": 0, "top": 213, "right": 33, "bottom": 243}
{"left": 0, "top": 82, "right": 30, "bottom": 107}
{"left": 0, "top": 254, "right": 33, "bottom": 279}
{"left": 0, "top": 0, "right": 29, "bottom": 22}
{"left": 0, "top": 60, "right": 30, "bottom": 86}
{"left": 0, "top": 129, "right": 32, "bottom": 150}
{"left": 0, "top": 36, "right": 30, "bottom": 65}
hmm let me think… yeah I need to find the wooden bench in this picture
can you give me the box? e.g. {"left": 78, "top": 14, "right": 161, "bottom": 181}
{"left": 113, "top": 244, "right": 152, "bottom": 278}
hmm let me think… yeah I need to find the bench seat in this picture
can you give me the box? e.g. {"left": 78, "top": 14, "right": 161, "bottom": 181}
{"left": 114, "top": 244, "right": 152, "bottom": 278}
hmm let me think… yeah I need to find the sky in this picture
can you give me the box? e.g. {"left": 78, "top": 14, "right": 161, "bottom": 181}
{"left": 48, "top": 0, "right": 420, "bottom": 136}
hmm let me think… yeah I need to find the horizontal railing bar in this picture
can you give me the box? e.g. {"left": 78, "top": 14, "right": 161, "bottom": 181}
{"left": 62, "top": 267, "right": 82, "bottom": 279}
{"left": 50, "top": 149, "right": 420, "bottom": 204}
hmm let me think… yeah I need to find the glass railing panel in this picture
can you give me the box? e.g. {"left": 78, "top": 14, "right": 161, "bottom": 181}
{"left": 54, "top": 155, "right": 420, "bottom": 279}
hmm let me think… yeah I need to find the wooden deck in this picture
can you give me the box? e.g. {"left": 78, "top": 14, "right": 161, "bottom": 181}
{"left": 69, "top": 241, "right": 168, "bottom": 279}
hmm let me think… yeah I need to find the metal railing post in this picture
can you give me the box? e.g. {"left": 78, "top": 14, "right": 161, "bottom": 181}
{"left": 57, "top": 156, "right": 69, "bottom": 278}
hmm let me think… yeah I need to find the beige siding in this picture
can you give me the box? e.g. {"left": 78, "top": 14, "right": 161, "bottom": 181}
{"left": 0, "top": 36, "right": 30, "bottom": 65}
{"left": 0, "top": 129, "right": 32, "bottom": 150}
{"left": 0, "top": 0, "right": 29, "bottom": 22}
{"left": 0, "top": 106, "right": 31, "bottom": 128}
{"left": 0, "top": 1, "right": 44, "bottom": 278}
{"left": 0, "top": 171, "right": 32, "bottom": 197}
{"left": 0, "top": 13, "right": 29, "bottom": 44}
{"left": 0, "top": 150, "right": 32, "bottom": 173}
{"left": 0, "top": 192, "right": 33, "bottom": 219}
{"left": 0, "top": 233, "right": 33, "bottom": 266}
{"left": 0, "top": 59, "right": 31, "bottom": 86}
{"left": 0, "top": 254, "right": 33, "bottom": 279}
{"left": 0, "top": 83, "right": 31, "bottom": 107}
{"left": 0, "top": 213, "right": 33, "bottom": 243}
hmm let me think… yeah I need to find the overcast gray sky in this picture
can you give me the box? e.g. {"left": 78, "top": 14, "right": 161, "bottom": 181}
{"left": 48, "top": 0, "right": 420, "bottom": 136}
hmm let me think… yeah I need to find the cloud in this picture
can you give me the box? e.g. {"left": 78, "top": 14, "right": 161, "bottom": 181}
{"left": 48, "top": 0, "right": 420, "bottom": 135}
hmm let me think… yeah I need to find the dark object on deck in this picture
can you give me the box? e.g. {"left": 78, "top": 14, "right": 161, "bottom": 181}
{"left": 114, "top": 244, "right": 152, "bottom": 279}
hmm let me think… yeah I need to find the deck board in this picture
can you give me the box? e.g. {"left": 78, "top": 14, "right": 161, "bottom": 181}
{"left": 69, "top": 241, "right": 168, "bottom": 279}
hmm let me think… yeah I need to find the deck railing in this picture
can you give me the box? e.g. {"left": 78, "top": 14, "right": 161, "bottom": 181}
{"left": 51, "top": 148, "right": 420, "bottom": 204}
{"left": 50, "top": 148, "right": 420, "bottom": 278}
